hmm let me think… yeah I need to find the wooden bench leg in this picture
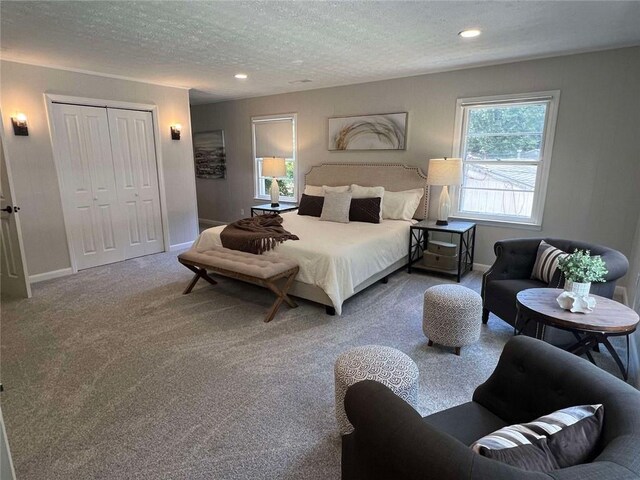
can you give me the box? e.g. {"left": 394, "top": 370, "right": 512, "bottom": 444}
{"left": 263, "top": 270, "right": 298, "bottom": 323}
{"left": 181, "top": 263, "right": 217, "bottom": 294}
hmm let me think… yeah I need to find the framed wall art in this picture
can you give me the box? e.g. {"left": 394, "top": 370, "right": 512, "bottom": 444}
{"left": 328, "top": 112, "right": 407, "bottom": 151}
{"left": 193, "top": 130, "right": 226, "bottom": 179}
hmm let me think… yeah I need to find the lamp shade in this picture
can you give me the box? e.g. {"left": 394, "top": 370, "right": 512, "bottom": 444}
{"left": 262, "top": 157, "right": 286, "bottom": 178}
{"left": 426, "top": 158, "right": 463, "bottom": 186}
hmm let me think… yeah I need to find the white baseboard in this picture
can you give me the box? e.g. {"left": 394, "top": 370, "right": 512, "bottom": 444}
{"left": 29, "top": 267, "right": 73, "bottom": 283}
{"left": 473, "top": 263, "right": 491, "bottom": 273}
{"left": 169, "top": 241, "right": 194, "bottom": 252}
{"left": 614, "top": 286, "right": 628, "bottom": 306}
{"left": 199, "top": 218, "right": 226, "bottom": 227}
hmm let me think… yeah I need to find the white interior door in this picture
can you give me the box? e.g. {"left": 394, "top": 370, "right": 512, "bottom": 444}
{"left": 52, "top": 104, "right": 125, "bottom": 270}
{"left": 0, "top": 130, "right": 31, "bottom": 298}
{"left": 107, "top": 109, "right": 164, "bottom": 258}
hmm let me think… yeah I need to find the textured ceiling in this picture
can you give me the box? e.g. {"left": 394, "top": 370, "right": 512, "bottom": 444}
{"left": 1, "top": 1, "right": 639, "bottom": 104}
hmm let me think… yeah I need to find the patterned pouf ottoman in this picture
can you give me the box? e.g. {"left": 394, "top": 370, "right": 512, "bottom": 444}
{"left": 334, "top": 345, "right": 419, "bottom": 435}
{"left": 423, "top": 284, "right": 482, "bottom": 356}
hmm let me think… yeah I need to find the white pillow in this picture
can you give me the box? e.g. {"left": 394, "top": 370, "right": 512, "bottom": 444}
{"left": 320, "top": 191, "right": 352, "bottom": 223}
{"left": 323, "top": 185, "right": 350, "bottom": 194}
{"left": 382, "top": 189, "right": 424, "bottom": 220}
{"left": 351, "top": 184, "right": 385, "bottom": 220}
{"left": 350, "top": 184, "right": 385, "bottom": 199}
{"left": 303, "top": 185, "right": 324, "bottom": 197}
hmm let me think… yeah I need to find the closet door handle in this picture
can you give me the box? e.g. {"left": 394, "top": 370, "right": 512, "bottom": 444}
{"left": 1, "top": 206, "right": 13, "bottom": 214}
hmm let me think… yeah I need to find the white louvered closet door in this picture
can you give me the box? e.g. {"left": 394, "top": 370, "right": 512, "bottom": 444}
{"left": 52, "top": 104, "right": 126, "bottom": 270}
{"left": 107, "top": 109, "right": 164, "bottom": 259}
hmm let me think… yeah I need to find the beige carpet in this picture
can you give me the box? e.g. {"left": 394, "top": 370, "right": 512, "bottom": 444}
{"left": 0, "top": 250, "right": 623, "bottom": 479}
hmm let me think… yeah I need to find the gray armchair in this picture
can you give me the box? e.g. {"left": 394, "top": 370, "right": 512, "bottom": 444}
{"left": 342, "top": 336, "right": 640, "bottom": 480}
{"left": 481, "top": 238, "right": 628, "bottom": 344}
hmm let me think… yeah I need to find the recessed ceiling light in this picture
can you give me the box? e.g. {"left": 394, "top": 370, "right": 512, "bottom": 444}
{"left": 234, "top": 73, "right": 248, "bottom": 79}
{"left": 459, "top": 29, "right": 481, "bottom": 38}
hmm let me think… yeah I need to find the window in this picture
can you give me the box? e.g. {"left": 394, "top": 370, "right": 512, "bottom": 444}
{"left": 252, "top": 114, "right": 297, "bottom": 202}
{"left": 452, "top": 91, "right": 560, "bottom": 226}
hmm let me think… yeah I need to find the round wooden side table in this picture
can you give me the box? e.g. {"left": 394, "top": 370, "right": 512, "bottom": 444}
{"left": 516, "top": 288, "right": 639, "bottom": 380}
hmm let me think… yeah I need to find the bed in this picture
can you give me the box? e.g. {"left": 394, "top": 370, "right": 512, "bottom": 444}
{"left": 193, "top": 163, "right": 428, "bottom": 315}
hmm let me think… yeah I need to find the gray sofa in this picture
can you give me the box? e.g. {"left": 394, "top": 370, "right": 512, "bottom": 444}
{"left": 481, "top": 238, "right": 628, "bottom": 344}
{"left": 341, "top": 336, "right": 640, "bottom": 479}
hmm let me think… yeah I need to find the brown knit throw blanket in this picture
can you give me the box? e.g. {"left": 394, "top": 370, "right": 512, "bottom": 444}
{"left": 220, "top": 213, "right": 299, "bottom": 254}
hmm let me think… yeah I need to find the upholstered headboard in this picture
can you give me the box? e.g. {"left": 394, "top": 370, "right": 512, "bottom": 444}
{"left": 304, "top": 163, "right": 429, "bottom": 219}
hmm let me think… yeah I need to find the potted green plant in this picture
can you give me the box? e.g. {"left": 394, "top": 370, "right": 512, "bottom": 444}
{"left": 557, "top": 249, "right": 608, "bottom": 296}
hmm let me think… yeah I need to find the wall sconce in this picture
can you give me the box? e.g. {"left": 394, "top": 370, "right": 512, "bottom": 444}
{"left": 11, "top": 113, "right": 29, "bottom": 136}
{"left": 170, "top": 124, "right": 181, "bottom": 140}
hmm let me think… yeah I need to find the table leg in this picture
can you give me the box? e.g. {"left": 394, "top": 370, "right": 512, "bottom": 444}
{"left": 514, "top": 308, "right": 522, "bottom": 336}
{"left": 569, "top": 332, "right": 596, "bottom": 364}
{"left": 407, "top": 228, "right": 413, "bottom": 274}
{"left": 457, "top": 233, "right": 463, "bottom": 283}
{"left": 534, "top": 322, "right": 547, "bottom": 340}
{"left": 469, "top": 226, "right": 476, "bottom": 271}
{"left": 598, "top": 334, "right": 628, "bottom": 380}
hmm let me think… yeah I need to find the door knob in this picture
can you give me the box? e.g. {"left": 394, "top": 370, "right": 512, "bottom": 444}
{"left": 94, "top": 197, "right": 98, "bottom": 201}
{"left": 1, "top": 206, "right": 13, "bottom": 214}
{"left": 135, "top": 192, "right": 139, "bottom": 197}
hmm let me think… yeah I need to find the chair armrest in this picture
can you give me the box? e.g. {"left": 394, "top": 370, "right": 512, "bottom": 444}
{"left": 600, "top": 249, "right": 629, "bottom": 282}
{"left": 344, "top": 380, "right": 551, "bottom": 479}
{"left": 482, "top": 238, "right": 543, "bottom": 298}
{"left": 344, "top": 380, "right": 474, "bottom": 480}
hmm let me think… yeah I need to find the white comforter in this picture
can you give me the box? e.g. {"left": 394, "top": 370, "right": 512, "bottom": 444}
{"left": 191, "top": 212, "right": 413, "bottom": 314}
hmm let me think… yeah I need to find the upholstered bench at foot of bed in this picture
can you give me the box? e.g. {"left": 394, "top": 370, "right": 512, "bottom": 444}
{"left": 177, "top": 246, "right": 300, "bottom": 323}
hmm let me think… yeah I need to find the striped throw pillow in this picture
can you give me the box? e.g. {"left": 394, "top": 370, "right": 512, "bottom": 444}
{"left": 471, "top": 404, "right": 603, "bottom": 471}
{"left": 531, "top": 241, "right": 568, "bottom": 284}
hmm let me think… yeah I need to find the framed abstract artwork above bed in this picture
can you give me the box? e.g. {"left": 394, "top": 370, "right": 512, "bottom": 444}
{"left": 328, "top": 112, "right": 407, "bottom": 151}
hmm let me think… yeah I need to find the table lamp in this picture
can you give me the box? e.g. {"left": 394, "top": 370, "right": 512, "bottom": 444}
{"left": 262, "top": 157, "right": 287, "bottom": 207}
{"left": 426, "top": 158, "right": 463, "bottom": 225}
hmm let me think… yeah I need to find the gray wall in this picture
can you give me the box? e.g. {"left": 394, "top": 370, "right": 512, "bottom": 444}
{"left": 191, "top": 47, "right": 640, "bottom": 285}
{"left": 0, "top": 61, "right": 199, "bottom": 277}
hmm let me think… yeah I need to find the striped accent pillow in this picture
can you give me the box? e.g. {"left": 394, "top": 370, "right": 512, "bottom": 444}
{"left": 531, "top": 241, "right": 568, "bottom": 284}
{"left": 471, "top": 404, "right": 603, "bottom": 471}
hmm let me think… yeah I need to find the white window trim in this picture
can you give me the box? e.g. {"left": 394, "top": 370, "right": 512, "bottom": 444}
{"left": 451, "top": 90, "right": 560, "bottom": 228}
{"left": 251, "top": 113, "right": 298, "bottom": 203}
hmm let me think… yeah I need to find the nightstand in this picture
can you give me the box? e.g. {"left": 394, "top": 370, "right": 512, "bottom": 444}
{"left": 250, "top": 203, "right": 299, "bottom": 217}
{"left": 407, "top": 220, "right": 476, "bottom": 282}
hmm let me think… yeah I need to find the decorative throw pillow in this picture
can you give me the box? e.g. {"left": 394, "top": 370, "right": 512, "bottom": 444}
{"left": 350, "top": 184, "right": 385, "bottom": 199}
{"left": 323, "top": 185, "right": 350, "bottom": 194}
{"left": 297, "top": 194, "right": 324, "bottom": 217}
{"left": 350, "top": 185, "right": 384, "bottom": 220}
{"left": 320, "top": 192, "right": 352, "bottom": 223}
{"left": 531, "top": 240, "right": 569, "bottom": 284}
{"left": 382, "top": 189, "right": 424, "bottom": 220}
{"left": 303, "top": 185, "right": 324, "bottom": 197}
{"left": 349, "top": 197, "right": 381, "bottom": 224}
{"left": 471, "top": 404, "right": 604, "bottom": 472}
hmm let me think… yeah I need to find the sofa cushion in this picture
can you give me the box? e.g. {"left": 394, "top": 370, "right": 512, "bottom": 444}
{"left": 423, "top": 402, "right": 508, "bottom": 446}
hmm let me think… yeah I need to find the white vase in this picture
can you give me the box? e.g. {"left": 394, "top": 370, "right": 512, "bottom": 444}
{"left": 564, "top": 280, "right": 591, "bottom": 297}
